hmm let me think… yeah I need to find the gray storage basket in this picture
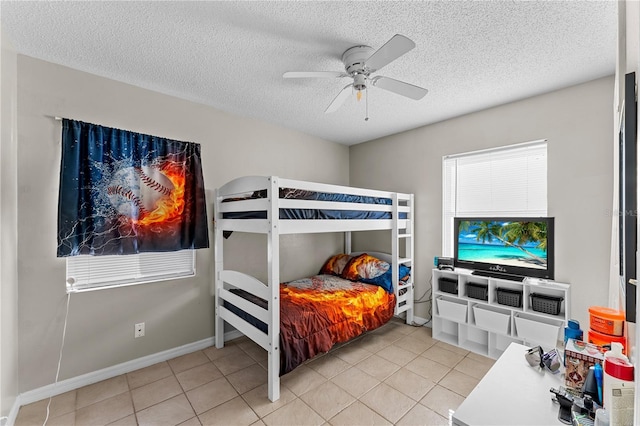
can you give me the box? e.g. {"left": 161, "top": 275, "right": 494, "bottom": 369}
{"left": 496, "top": 287, "right": 522, "bottom": 307}
{"left": 530, "top": 293, "right": 563, "bottom": 315}
{"left": 438, "top": 277, "right": 458, "bottom": 294}
{"left": 466, "top": 282, "right": 488, "bottom": 301}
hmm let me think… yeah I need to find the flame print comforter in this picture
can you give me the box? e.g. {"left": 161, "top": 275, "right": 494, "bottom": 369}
{"left": 279, "top": 274, "right": 395, "bottom": 375}
{"left": 225, "top": 275, "right": 396, "bottom": 375}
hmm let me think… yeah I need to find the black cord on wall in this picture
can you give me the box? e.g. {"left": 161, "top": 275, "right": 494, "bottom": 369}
{"left": 410, "top": 276, "right": 432, "bottom": 327}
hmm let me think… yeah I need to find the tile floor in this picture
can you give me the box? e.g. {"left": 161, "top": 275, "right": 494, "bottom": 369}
{"left": 15, "top": 318, "right": 495, "bottom": 426}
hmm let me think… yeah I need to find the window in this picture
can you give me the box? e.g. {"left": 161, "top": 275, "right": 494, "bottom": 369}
{"left": 66, "top": 250, "right": 195, "bottom": 292}
{"left": 442, "top": 140, "right": 548, "bottom": 256}
{"left": 57, "top": 119, "right": 208, "bottom": 293}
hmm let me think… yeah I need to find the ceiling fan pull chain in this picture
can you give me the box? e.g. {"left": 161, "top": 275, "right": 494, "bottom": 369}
{"left": 365, "top": 86, "right": 369, "bottom": 121}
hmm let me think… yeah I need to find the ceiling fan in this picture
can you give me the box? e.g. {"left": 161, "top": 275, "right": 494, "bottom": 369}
{"left": 283, "top": 34, "right": 428, "bottom": 116}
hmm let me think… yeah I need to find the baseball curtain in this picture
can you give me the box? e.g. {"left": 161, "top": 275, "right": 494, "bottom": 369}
{"left": 57, "top": 119, "right": 209, "bottom": 257}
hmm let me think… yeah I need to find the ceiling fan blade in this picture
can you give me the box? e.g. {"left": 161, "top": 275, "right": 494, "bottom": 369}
{"left": 283, "top": 71, "right": 347, "bottom": 78}
{"left": 365, "top": 34, "right": 416, "bottom": 73}
{"left": 325, "top": 84, "right": 353, "bottom": 113}
{"left": 372, "top": 76, "right": 428, "bottom": 100}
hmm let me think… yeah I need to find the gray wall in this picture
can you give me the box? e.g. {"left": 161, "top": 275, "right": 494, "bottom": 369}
{"left": 16, "top": 56, "right": 348, "bottom": 393}
{"left": 350, "top": 76, "right": 614, "bottom": 329}
{"left": 1, "top": 28, "right": 19, "bottom": 418}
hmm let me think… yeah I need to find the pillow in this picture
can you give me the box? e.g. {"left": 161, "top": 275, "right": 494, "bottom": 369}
{"left": 319, "top": 254, "right": 353, "bottom": 276}
{"left": 341, "top": 253, "right": 411, "bottom": 293}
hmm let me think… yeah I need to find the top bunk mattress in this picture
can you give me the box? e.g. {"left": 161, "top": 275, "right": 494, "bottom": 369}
{"left": 222, "top": 187, "right": 407, "bottom": 220}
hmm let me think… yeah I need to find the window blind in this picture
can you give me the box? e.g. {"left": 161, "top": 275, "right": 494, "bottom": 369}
{"left": 66, "top": 250, "right": 195, "bottom": 292}
{"left": 442, "top": 141, "right": 548, "bottom": 256}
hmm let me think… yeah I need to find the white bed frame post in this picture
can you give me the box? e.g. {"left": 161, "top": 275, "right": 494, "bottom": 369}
{"left": 405, "top": 194, "right": 415, "bottom": 325}
{"left": 344, "top": 231, "right": 352, "bottom": 254}
{"left": 214, "top": 188, "right": 225, "bottom": 349}
{"left": 391, "top": 192, "right": 400, "bottom": 314}
{"left": 267, "top": 177, "right": 281, "bottom": 402}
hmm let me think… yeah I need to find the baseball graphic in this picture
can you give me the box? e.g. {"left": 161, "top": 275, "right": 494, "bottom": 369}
{"left": 107, "top": 166, "right": 174, "bottom": 218}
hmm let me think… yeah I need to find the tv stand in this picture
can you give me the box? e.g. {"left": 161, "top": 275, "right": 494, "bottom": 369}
{"left": 471, "top": 270, "right": 524, "bottom": 282}
{"left": 431, "top": 268, "right": 570, "bottom": 359}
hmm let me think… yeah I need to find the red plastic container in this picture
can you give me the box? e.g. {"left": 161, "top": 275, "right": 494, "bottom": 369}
{"left": 588, "top": 329, "right": 627, "bottom": 354}
{"left": 589, "top": 306, "right": 625, "bottom": 336}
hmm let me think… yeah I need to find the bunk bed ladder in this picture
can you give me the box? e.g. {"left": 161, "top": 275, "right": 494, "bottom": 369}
{"left": 393, "top": 193, "right": 414, "bottom": 324}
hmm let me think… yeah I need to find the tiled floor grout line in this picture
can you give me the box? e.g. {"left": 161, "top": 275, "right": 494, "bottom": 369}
{"left": 128, "top": 380, "right": 139, "bottom": 426}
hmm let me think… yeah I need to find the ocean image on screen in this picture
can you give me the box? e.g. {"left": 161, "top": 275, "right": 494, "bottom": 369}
{"left": 457, "top": 220, "right": 548, "bottom": 270}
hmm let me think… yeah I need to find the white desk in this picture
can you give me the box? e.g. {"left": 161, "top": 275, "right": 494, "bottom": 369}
{"left": 452, "top": 342, "right": 564, "bottom": 426}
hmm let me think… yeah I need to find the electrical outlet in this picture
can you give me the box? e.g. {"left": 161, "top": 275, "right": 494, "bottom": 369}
{"left": 134, "top": 322, "right": 145, "bottom": 338}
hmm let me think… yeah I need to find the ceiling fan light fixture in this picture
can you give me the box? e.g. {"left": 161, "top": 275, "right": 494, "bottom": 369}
{"left": 353, "top": 74, "right": 367, "bottom": 102}
{"left": 283, "top": 34, "right": 427, "bottom": 114}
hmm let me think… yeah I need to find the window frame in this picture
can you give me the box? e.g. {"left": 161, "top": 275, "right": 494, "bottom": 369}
{"left": 442, "top": 140, "right": 548, "bottom": 257}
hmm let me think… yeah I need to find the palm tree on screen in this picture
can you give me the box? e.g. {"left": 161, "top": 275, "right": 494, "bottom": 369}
{"left": 462, "top": 220, "right": 547, "bottom": 266}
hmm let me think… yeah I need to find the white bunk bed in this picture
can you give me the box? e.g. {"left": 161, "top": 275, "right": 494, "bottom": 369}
{"left": 214, "top": 176, "right": 414, "bottom": 401}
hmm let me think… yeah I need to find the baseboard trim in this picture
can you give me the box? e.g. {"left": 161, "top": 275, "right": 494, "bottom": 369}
{"left": 413, "top": 315, "right": 432, "bottom": 327}
{"left": 3, "top": 398, "right": 21, "bottom": 426}
{"left": 17, "top": 330, "right": 242, "bottom": 409}
{"left": 396, "top": 311, "right": 432, "bottom": 328}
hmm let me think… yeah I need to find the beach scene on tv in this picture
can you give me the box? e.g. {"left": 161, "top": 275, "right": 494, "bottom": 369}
{"left": 457, "top": 220, "right": 548, "bottom": 269}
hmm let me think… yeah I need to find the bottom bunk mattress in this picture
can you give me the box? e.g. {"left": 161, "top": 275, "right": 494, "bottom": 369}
{"left": 223, "top": 274, "right": 396, "bottom": 375}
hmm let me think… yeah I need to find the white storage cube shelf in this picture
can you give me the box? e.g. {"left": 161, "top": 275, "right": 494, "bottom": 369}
{"left": 459, "top": 325, "right": 488, "bottom": 355}
{"left": 489, "top": 334, "right": 523, "bottom": 359}
{"left": 432, "top": 317, "right": 458, "bottom": 346}
{"left": 431, "top": 269, "right": 570, "bottom": 359}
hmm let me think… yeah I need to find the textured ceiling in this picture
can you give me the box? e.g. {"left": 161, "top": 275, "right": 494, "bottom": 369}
{"left": 0, "top": 1, "right": 617, "bottom": 145}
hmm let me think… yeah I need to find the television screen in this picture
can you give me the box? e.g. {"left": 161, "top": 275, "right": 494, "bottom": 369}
{"left": 454, "top": 217, "right": 554, "bottom": 281}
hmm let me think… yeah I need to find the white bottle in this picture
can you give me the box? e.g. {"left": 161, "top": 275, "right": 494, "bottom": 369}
{"left": 603, "top": 342, "right": 634, "bottom": 426}
{"left": 594, "top": 408, "right": 610, "bottom": 426}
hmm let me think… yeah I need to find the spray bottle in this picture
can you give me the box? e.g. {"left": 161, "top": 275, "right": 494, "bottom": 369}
{"left": 564, "top": 319, "right": 584, "bottom": 345}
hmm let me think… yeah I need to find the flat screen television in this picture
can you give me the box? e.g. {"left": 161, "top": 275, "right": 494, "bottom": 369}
{"left": 454, "top": 217, "right": 555, "bottom": 281}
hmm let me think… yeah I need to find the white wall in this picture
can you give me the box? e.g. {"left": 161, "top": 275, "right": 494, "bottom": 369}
{"left": 16, "top": 55, "right": 348, "bottom": 393}
{"left": 9, "top": 44, "right": 617, "bottom": 402}
{"left": 0, "top": 26, "right": 19, "bottom": 419}
{"left": 350, "top": 76, "right": 614, "bottom": 330}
